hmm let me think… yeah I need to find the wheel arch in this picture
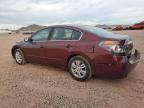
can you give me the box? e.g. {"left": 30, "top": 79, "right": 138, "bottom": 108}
{"left": 11, "top": 46, "right": 21, "bottom": 58}
{"left": 66, "top": 52, "right": 92, "bottom": 68}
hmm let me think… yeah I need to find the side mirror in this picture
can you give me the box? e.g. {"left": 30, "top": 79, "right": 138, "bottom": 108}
{"left": 24, "top": 37, "right": 33, "bottom": 42}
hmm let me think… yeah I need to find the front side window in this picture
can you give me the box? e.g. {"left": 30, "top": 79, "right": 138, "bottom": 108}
{"left": 50, "top": 27, "right": 81, "bottom": 40}
{"left": 32, "top": 28, "right": 51, "bottom": 41}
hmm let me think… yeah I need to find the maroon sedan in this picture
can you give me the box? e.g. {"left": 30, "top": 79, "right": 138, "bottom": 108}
{"left": 11, "top": 25, "right": 140, "bottom": 81}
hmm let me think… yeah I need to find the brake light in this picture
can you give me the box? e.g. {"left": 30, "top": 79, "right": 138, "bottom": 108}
{"left": 99, "top": 40, "right": 125, "bottom": 54}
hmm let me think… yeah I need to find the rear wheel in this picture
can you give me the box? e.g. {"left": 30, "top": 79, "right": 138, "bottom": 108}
{"left": 68, "top": 56, "right": 92, "bottom": 81}
{"left": 14, "top": 49, "right": 26, "bottom": 65}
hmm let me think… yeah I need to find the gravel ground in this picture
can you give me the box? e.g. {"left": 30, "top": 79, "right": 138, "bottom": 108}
{"left": 0, "top": 30, "right": 144, "bottom": 108}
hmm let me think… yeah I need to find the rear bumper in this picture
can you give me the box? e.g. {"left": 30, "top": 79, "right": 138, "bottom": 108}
{"left": 93, "top": 49, "right": 140, "bottom": 78}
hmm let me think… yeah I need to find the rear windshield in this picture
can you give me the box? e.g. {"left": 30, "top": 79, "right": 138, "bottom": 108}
{"left": 81, "top": 26, "right": 114, "bottom": 37}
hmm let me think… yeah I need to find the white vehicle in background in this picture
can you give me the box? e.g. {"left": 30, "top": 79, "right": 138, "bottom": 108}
{"left": 0, "top": 29, "right": 12, "bottom": 34}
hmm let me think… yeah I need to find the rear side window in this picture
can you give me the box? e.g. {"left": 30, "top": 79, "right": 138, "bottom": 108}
{"left": 72, "top": 30, "right": 81, "bottom": 40}
{"left": 50, "top": 27, "right": 81, "bottom": 40}
{"left": 50, "top": 28, "right": 73, "bottom": 40}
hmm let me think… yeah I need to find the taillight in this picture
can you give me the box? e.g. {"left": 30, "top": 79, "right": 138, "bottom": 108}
{"left": 99, "top": 40, "right": 125, "bottom": 54}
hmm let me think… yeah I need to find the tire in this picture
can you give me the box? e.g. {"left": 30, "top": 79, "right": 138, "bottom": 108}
{"left": 68, "top": 56, "right": 92, "bottom": 81}
{"left": 14, "top": 49, "right": 26, "bottom": 65}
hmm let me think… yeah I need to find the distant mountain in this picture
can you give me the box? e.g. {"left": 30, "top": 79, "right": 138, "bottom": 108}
{"left": 95, "top": 24, "right": 112, "bottom": 29}
{"left": 18, "top": 24, "right": 46, "bottom": 31}
{"left": 95, "top": 24, "right": 130, "bottom": 29}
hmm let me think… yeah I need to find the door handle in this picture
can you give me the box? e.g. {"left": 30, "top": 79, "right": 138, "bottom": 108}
{"left": 66, "top": 44, "right": 73, "bottom": 48}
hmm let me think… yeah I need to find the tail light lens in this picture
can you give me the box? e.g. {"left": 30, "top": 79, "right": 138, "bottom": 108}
{"left": 99, "top": 40, "right": 125, "bottom": 54}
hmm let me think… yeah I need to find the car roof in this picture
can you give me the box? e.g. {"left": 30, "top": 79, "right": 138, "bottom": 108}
{"left": 47, "top": 25, "right": 87, "bottom": 30}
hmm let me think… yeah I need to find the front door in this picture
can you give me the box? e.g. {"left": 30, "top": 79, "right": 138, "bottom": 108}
{"left": 23, "top": 28, "right": 52, "bottom": 63}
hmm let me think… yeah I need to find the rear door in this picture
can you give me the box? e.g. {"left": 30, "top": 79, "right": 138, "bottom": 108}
{"left": 44, "top": 27, "right": 82, "bottom": 66}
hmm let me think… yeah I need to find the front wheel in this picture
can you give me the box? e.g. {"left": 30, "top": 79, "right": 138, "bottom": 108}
{"left": 14, "top": 49, "right": 26, "bottom": 65}
{"left": 68, "top": 56, "right": 92, "bottom": 81}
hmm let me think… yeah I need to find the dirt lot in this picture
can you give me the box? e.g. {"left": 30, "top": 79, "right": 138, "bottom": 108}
{"left": 0, "top": 30, "right": 144, "bottom": 108}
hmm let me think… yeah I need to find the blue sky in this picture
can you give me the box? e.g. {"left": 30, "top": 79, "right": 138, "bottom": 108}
{"left": 0, "top": 0, "right": 144, "bottom": 28}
